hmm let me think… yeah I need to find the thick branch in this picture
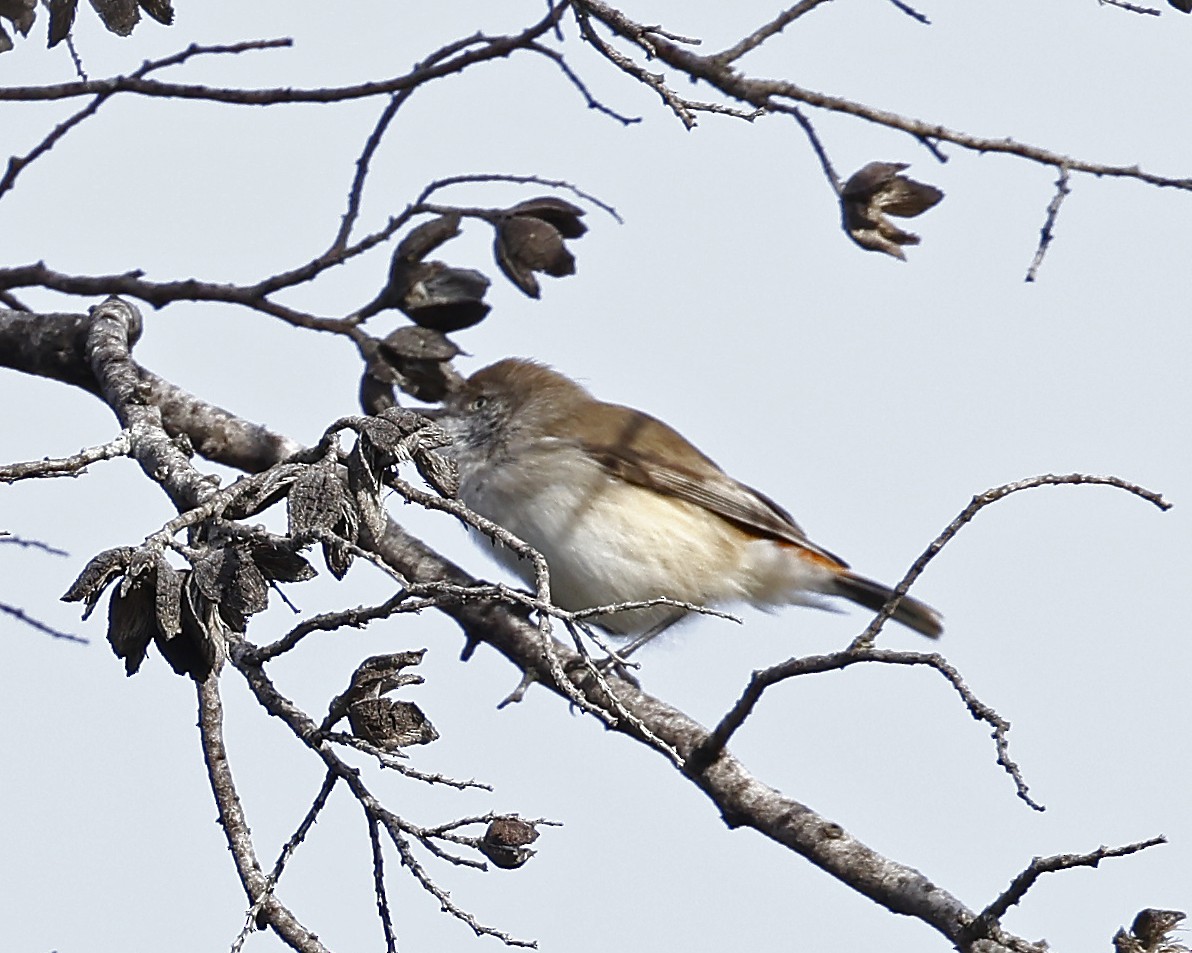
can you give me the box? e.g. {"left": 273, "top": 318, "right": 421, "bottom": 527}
{"left": 1, "top": 307, "right": 302, "bottom": 472}
{"left": 9, "top": 309, "right": 1164, "bottom": 952}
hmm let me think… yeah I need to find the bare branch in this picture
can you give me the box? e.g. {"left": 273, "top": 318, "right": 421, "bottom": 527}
{"left": 578, "top": 0, "right": 1192, "bottom": 193}
{"left": 367, "top": 813, "right": 399, "bottom": 953}
{"left": 689, "top": 646, "right": 1043, "bottom": 809}
{"left": 772, "top": 102, "right": 840, "bottom": 193}
{"left": 413, "top": 173, "right": 622, "bottom": 222}
{"left": 0, "top": 12, "right": 566, "bottom": 105}
{"left": 886, "top": 0, "right": 932, "bottom": 24}
{"left": 713, "top": 2, "right": 834, "bottom": 64}
{"left": 231, "top": 772, "right": 340, "bottom": 953}
{"left": 1099, "top": 0, "right": 1163, "bottom": 14}
{"left": 0, "top": 601, "right": 88, "bottom": 642}
{"left": 0, "top": 40, "right": 291, "bottom": 203}
{"left": 197, "top": 676, "right": 330, "bottom": 953}
{"left": 0, "top": 432, "right": 130, "bottom": 483}
{"left": 0, "top": 533, "right": 68, "bottom": 556}
{"left": 1025, "top": 166, "right": 1072, "bottom": 282}
{"left": 850, "top": 473, "right": 1170, "bottom": 651}
{"left": 227, "top": 637, "right": 538, "bottom": 948}
{"left": 974, "top": 837, "right": 1168, "bottom": 930}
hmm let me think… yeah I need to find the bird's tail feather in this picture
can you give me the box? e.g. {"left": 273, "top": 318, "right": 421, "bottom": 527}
{"left": 830, "top": 570, "right": 942, "bottom": 638}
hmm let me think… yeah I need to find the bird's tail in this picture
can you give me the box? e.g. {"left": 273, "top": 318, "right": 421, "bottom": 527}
{"left": 829, "top": 569, "right": 942, "bottom": 638}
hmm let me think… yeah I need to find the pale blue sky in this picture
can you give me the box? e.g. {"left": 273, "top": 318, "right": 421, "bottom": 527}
{"left": 2, "top": 3, "right": 1189, "bottom": 952}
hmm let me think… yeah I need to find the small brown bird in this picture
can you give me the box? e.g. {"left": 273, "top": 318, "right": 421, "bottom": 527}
{"left": 437, "top": 359, "right": 942, "bottom": 640}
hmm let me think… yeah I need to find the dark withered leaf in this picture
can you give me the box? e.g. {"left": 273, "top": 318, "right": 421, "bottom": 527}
{"left": 1132, "top": 908, "right": 1186, "bottom": 947}
{"left": 480, "top": 816, "right": 540, "bottom": 870}
{"left": 155, "top": 558, "right": 183, "bottom": 640}
{"left": 138, "top": 0, "right": 171, "bottom": 24}
{"left": 417, "top": 449, "right": 459, "bottom": 499}
{"left": 156, "top": 578, "right": 217, "bottom": 679}
{"left": 0, "top": 0, "right": 35, "bottom": 37}
{"left": 394, "top": 214, "right": 462, "bottom": 261}
{"left": 322, "top": 538, "right": 354, "bottom": 580}
{"left": 288, "top": 465, "right": 348, "bottom": 537}
{"left": 506, "top": 196, "right": 587, "bottom": 239}
{"left": 190, "top": 547, "right": 226, "bottom": 602}
{"left": 357, "top": 414, "right": 408, "bottom": 462}
{"left": 107, "top": 577, "right": 157, "bottom": 675}
{"left": 359, "top": 372, "right": 397, "bottom": 416}
{"left": 369, "top": 215, "right": 490, "bottom": 331}
{"left": 250, "top": 538, "right": 317, "bottom": 584}
{"left": 62, "top": 546, "right": 134, "bottom": 618}
{"left": 89, "top": 0, "right": 139, "bottom": 36}
{"left": 225, "top": 467, "right": 298, "bottom": 520}
{"left": 46, "top": 0, "right": 76, "bottom": 45}
{"left": 217, "top": 546, "right": 269, "bottom": 631}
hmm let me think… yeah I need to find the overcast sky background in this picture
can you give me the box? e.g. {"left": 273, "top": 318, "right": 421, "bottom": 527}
{"left": 2, "top": 2, "right": 1189, "bottom": 952}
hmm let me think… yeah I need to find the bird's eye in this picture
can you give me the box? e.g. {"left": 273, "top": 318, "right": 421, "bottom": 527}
{"left": 469, "top": 395, "right": 488, "bottom": 412}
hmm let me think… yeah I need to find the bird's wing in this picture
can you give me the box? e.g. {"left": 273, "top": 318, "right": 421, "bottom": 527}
{"left": 577, "top": 405, "right": 849, "bottom": 569}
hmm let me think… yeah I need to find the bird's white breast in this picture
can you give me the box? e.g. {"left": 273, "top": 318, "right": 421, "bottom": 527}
{"left": 458, "top": 442, "right": 751, "bottom": 633}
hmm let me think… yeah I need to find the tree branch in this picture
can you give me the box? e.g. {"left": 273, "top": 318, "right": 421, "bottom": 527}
{"left": 197, "top": 675, "right": 331, "bottom": 953}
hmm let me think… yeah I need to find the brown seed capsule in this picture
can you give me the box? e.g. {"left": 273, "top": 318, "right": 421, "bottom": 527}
{"left": 494, "top": 215, "right": 576, "bottom": 298}
{"left": 840, "top": 161, "right": 943, "bottom": 261}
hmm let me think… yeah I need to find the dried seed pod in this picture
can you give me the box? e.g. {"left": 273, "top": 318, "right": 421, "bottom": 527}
{"left": 348, "top": 698, "right": 439, "bottom": 751}
{"left": 480, "top": 816, "right": 541, "bottom": 870}
{"left": 372, "top": 214, "right": 492, "bottom": 331}
{"left": 333, "top": 652, "right": 439, "bottom": 749}
{"left": 89, "top": 0, "right": 139, "bottom": 36}
{"left": 493, "top": 215, "right": 575, "bottom": 298}
{"left": 46, "top": 0, "right": 76, "bottom": 46}
{"left": 390, "top": 258, "right": 492, "bottom": 332}
{"left": 505, "top": 196, "right": 587, "bottom": 239}
{"left": 840, "top": 161, "right": 943, "bottom": 261}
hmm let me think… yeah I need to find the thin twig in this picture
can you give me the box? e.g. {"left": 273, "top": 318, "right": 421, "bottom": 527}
{"left": 774, "top": 103, "right": 840, "bottom": 193}
{"left": 1025, "top": 166, "right": 1072, "bottom": 282}
{"left": 0, "top": 601, "right": 88, "bottom": 643}
{"left": 1098, "top": 0, "right": 1162, "bottom": 14}
{"left": 578, "top": 0, "right": 1192, "bottom": 192}
{"left": 849, "top": 473, "right": 1169, "bottom": 651}
{"left": 0, "top": 40, "right": 291, "bottom": 203}
{"left": 227, "top": 639, "right": 538, "bottom": 948}
{"left": 1, "top": 14, "right": 563, "bottom": 105}
{"left": 886, "top": 0, "right": 932, "bottom": 24}
{"left": 528, "top": 42, "right": 642, "bottom": 125}
{"left": 333, "top": 31, "right": 503, "bottom": 250}
{"left": 413, "top": 172, "right": 623, "bottom": 222}
{"left": 690, "top": 472, "right": 1171, "bottom": 796}
{"left": 974, "top": 837, "right": 1167, "bottom": 931}
{"left": 688, "top": 646, "right": 1042, "bottom": 808}
{"left": 714, "top": 1, "right": 835, "bottom": 64}
{"left": 231, "top": 773, "right": 340, "bottom": 953}
{"left": 197, "top": 676, "right": 331, "bottom": 953}
{"left": 0, "top": 432, "right": 131, "bottom": 483}
{"left": 0, "top": 533, "right": 68, "bottom": 556}
{"left": 367, "top": 813, "right": 399, "bottom": 953}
